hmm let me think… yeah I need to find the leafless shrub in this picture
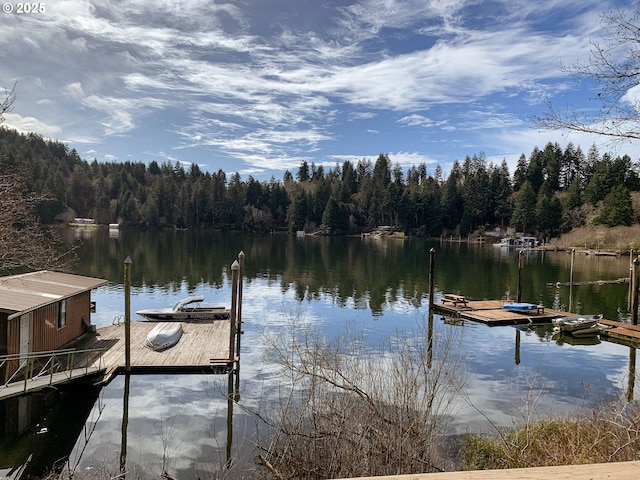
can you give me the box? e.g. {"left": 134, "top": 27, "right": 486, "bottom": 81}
{"left": 0, "top": 171, "right": 75, "bottom": 272}
{"left": 253, "top": 316, "right": 466, "bottom": 479}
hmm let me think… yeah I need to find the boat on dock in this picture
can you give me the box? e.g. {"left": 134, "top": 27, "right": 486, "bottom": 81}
{"left": 136, "top": 295, "right": 230, "bottom": 321}
{"left": 552, "top": 314, "right": 603, "bottom": 334}
{"left": 144, "top": 322, "right": 183, "bottom": 351}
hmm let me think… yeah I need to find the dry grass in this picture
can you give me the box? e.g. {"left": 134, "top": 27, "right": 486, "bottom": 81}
{"left": 548, "top": 225, "right": 640, "bottom": 253}
{"left": 461, "top": 400, "right": 640, "bottom": 470}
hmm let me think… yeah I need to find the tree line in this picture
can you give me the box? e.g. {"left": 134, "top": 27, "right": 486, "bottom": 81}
{"left": 1, "top": 127, "right": 639, "bottom": 239}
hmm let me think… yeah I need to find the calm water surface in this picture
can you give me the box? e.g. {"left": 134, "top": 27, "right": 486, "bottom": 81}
{"left": 1, "top": 228, "right": 637, "bottom": 478}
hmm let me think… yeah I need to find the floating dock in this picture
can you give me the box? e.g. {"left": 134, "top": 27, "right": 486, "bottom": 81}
{"left": 598, "top": 319, "right": 640, "bottom": 346}
{"left": 70, "top": 319, "right": 236, "bottom": 384}
{"left": 434, "top": 296, "right": 640, "bottom": 346}
{"left": 433, "top": 299, "right": 568, "bottom": 326}
{"left": 0, "top": 318, "right": 238, "bottom": 400}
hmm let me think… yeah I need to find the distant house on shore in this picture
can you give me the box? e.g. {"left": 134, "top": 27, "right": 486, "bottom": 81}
{"left": 0, "top": 271, "right": 107, "bottom": 380}
{"left": 69, "top": 218, "right": 97, "bottom": 227}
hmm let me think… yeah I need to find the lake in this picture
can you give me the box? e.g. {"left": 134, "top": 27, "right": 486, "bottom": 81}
{"left": 1, "top": 228, "right": 637, "bottom": 479}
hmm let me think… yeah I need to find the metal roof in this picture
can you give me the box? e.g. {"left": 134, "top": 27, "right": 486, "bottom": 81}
{"left": 0, "top": 270, "right": 108, "bottom": 320}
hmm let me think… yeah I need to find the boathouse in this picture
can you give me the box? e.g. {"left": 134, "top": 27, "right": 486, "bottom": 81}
{"left": 0, "top": 271, "right": 107, "bottom": 380}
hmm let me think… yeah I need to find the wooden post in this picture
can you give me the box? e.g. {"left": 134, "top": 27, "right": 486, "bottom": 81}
{"left": 628, "top": 347, "right": 636, "bottom": 403}
{"left": 428, "top": 248, "right": 435, "bottom": 369}
{"left": 569, "top": 248, "right": 575, "bottom": 312}
{"left": 516, "top": 250, "right": 524, "bottom": 303}
{"left": 236, "top": 252, "right": 244, "bottom": 355}
{"left": 235, "top": 251, "right": 244, "bottom": 400}
{"left": 428, "top": 248, "right": 435, "bottom": 308}
{"left": 229, "top": 261, "right": 239, "bottom": 362}
{"left": 632, "top": 258, "right": 639, "bottom": 326}
{"left": 123, "top": 256, "right": 132, "bottom": 373}
{"left": 569, "top": 249, "right": 575, "bottom": 286}
{"left": 630, "top": 250, "right": 635, "bottom": 307}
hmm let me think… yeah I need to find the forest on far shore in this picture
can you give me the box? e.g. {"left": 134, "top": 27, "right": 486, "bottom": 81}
{"left": 1, "top": 127, "right": 639, "bottom": 239}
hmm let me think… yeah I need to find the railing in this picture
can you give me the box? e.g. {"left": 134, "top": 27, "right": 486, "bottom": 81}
{"left": 0, "top": 347, "right": 108, "bottom": 393}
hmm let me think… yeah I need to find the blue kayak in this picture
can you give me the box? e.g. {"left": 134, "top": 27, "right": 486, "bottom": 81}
{"left": 502, "top": 303, "right": 538, "bottom": 312}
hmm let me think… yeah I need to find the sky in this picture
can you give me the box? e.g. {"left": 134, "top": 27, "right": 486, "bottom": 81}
{"left": 1, "top": 0, "right": 638, "bottom": 182}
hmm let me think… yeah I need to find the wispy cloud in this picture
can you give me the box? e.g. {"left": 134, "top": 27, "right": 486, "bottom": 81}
{"left": 0, "top": 0, "right": 627, "bottom": 179}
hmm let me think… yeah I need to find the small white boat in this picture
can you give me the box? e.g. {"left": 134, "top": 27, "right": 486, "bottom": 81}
{"left": 552, "top": 314, "right": 603, "bottom": 333}
{"left": 136, "top": 296, "right": 230, "bottom": 321}
{"left": 144, "top": 322, "right": 183, "bottom": 351}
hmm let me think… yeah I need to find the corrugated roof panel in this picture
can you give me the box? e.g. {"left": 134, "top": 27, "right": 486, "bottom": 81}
{"left": 0, "top": 270, "right": 108, "bottom": 317}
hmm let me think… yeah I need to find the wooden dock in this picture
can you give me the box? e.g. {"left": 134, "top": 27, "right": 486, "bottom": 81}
{"left": 71, "top": 319, "right": 236, "bottom": 383}
{"left": 434, "top": 295, "right": 640, "bottom": 346}
{"left": 0, "top": 319, "right": 236, "bottom": 399}
{"left": 599, "top": 319, "right": 640, "bottom": 346}
{"left": 433, "top": 299, "right": 568, "bottom": 326}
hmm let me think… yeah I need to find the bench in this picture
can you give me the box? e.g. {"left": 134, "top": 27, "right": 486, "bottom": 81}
{"left": 442, "top": 294, "right": 468, "bottom": 307}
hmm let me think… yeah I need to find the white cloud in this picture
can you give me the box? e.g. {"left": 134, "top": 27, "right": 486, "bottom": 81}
{"left": 3, "top": 113, "right": 62, "bottom": 137}
{"left": 65, "top": 82, "right": 85, "bottom": 100}
{"left": 0, "top": 0, "right": 628, "bottom": 179}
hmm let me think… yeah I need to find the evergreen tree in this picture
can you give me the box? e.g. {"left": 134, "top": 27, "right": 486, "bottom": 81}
{"left": 511, "top": 181, "right": 536, "bottom": 233}
{"left": 490, "top": 160, "right": 512, "bottom": 228}
{"left": 535, "top": 188, "right": 562, "bottom": 239}
{"left": 322, "top": 195, "right": 349, "bottom": 234}
{"left": 513, "top": 154, "right": 528, "bottom": 191}
{"left": 440, "top": 161, "right": 464, "bottom": 231}
{"left": 296, "top": 161, "right": 310, "bottom": 182}
{"left": 597, "top": 185, "right": 634, "bottom": 226}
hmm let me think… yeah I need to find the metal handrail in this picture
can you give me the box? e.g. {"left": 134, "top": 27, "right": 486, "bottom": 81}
{"left": 1, "top": 347, "right": 109, "bottom": 392}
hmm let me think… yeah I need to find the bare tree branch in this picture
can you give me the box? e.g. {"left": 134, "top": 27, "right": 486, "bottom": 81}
{"left": 0, "top": 171, "right": 75, "bottom": 272}
{"left": 0, "top": 82, "right": 16, "bottom": 125}
{"left": 536, "top": 8, "right": 640, "bottom": 142}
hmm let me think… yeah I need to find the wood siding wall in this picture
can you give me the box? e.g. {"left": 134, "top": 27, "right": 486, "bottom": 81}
{"left": 3, "top": 292, "right": 92, "bottom": 379}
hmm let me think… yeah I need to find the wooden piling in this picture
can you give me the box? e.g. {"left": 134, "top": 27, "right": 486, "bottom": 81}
{"left": 236, "top": 252, "right": 244, "bottom": 355}
{"left": 516, "top": 250, "right": 524, "bottom": 303}
{"left": 569, "top": 248, "right": 575, "bottom": 312}
{"left": 428, "top": 248, "right": 435, "bottom": 368}
{"left": 632, "top": 258, "right": 639, "bottom": 326}
{"left": 630, "top": 252, "right": 636, "bottom": 308}
{"left": 628, "top": 347, "right": 636, "bottom": 402}
{"left": 124, "top": 256, "right": 132, "bottom": 372}
{"left": 428, "top": 248, "right": 435, "bottom": 308}
{"left": 235, "top": 251, "right": 244, "bottom": 399}
{"left": 229, "top": 260, "right": 239, "bottom": 362}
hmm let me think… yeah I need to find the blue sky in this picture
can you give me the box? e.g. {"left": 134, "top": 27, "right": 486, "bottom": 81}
{"left": 1, "top": 0, "right": 637, "bottom": 181}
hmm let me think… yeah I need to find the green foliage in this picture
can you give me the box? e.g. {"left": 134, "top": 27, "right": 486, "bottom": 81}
{"left": 596, "top": 185, "right": 634, "bottom": 226}
{"left": 535, "top": 190, "right": 563, "bottom": 238}
{"left": 1, "top": 127, "right": 640, "bottom": 236}
{"left": 510, "top": 181, "right": 536, "bottom": 232}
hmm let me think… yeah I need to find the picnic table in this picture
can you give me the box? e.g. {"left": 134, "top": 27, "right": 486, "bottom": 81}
{"left": 442, "top": 294, "right": 468, "bottom": 307}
